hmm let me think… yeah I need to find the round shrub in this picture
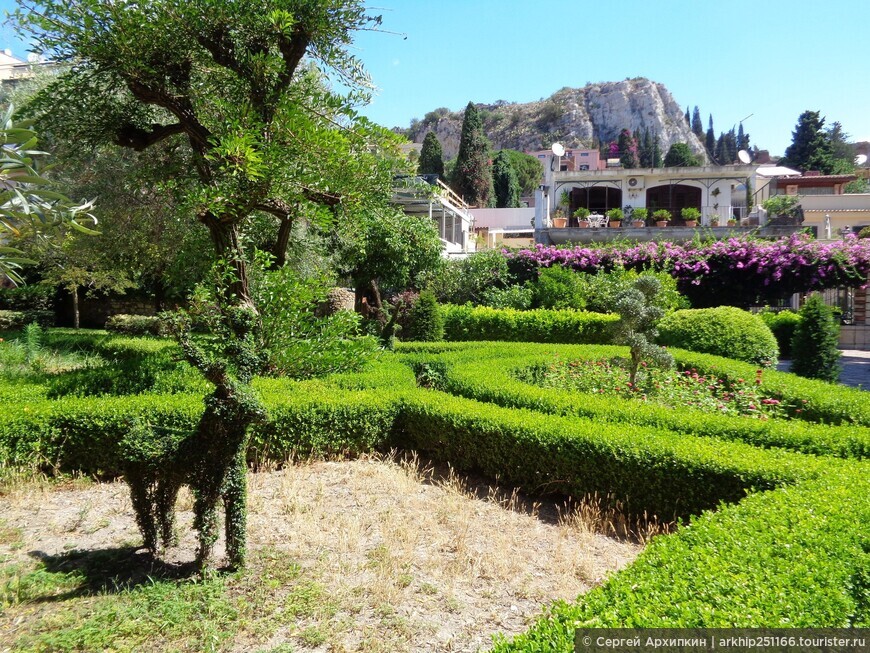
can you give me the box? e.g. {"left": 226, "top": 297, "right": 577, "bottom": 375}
{"left": 531, "top": 266, "right": 587, "bottom": 310}
{"left": 657, "top": 307, "right": 779, "bottom": 366}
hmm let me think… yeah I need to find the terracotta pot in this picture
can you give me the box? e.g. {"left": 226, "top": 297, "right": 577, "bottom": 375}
{"left": 553, "top": 217, "right": 568, "bottom": 228}
{"left": 685, "top": 220, "right": 697, "bottom": 227}
{"left": 656, "top": 221, "right": 668, "bottom": 228}
{"left": 632, "top": 220, "right": 646, "bottom": 228}
{"left": 579, "top": 220, "right": 590, "bottom": 228}
{"left": 609, "top": 221, "right": 621, "bottom": 228}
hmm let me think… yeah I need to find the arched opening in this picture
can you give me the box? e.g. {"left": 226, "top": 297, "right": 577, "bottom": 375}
{"left": 567, "top": 186, "right": 622, "bottom": 225}
{"left": 645, "top": 184, "right": 702, "bottom": 223}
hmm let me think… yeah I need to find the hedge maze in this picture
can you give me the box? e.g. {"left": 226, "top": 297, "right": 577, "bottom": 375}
{"left": 1, "top": 333, "right": 867, "bottom": 650}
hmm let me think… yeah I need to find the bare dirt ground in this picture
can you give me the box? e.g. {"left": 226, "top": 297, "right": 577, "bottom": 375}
{"left": 1, "top": 455, "right": 646, "bottom": 652}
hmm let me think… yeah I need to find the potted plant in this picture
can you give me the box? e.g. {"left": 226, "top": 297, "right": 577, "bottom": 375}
{"left": 606, "top": 208, "right": 624, "bottom": 228}
{"left": 631, "top": 207, "right": 648, "bottom": 228}
{"left": 708, "top": 213, "right": 720, "bottom": 227}
{"left": 681, "top": 207, "right": 701, "bottom": 227}
{"left": 552, "top": 209, "right": 568, "bottom": 228}
{"left": 573, "top": 206, "right": 591, "bottom": 228}
{"left": 727, "top": 218, "right": 738, "bottom": 226}
{"left": 653, "top": 209, "right": 671, "bottom": 227}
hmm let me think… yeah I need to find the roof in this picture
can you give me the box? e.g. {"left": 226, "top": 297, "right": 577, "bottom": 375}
{"left": 775, "top": 174, "right": 856, "bottom": 183}
{"left": 756, "top": 165, "right": 801, "bottom": 177}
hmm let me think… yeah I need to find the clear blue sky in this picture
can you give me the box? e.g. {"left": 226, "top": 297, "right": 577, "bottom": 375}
{"left": 3, "top": 0, "right": 869, "bottom": 156}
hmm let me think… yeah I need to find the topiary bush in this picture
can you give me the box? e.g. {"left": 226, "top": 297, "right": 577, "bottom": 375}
{"left": 790, "top": 294, "right": 842, "bottom": 382}
{"left": 657, "top": 307, "right": 779, "bottom": 366}
{"left": 758, "top": 309, "right": 801, "bottom": 358}
{"left": 406, "top": 290, "right": 444, "bottom": 341}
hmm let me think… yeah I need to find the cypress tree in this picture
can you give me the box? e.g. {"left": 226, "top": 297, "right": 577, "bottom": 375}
{"left": 725, "top": 128, "right": 738, "bottom": 164}
{"left": 705, "top": 115, "right": 716, "bottom": 157}
{"left": 685, "top": 106, "right": 690, "bottom": 125}
{"left": 640, "top": 128, "right": 653, "bottom": 167}
{"left": 652, "top": 132, "right": 663, "bottom": 168}
{"left": 790, "top": 294, "right": 842, "bottom": 382}
{"left": 691, "top": 106, "right": 703, "bottom": 138}
{"left": 492, "top": 150, "right": 520, "bottom": 208}
{"left": 715, "top": 133, "right": 727, "bottom": 164}
{"left": 737, "top": 123, "right": 750, "bottom": 152}
{"left": 451, "top": 102, "right": 494, "bottom": 207}
{"left": 418, "top": 131, "right": 445, "bottom": 178}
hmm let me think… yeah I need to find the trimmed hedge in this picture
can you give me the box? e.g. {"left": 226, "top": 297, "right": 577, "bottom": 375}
{"left": 0, "top": 309, "right": 55, "bottom": 330}
{"left": 657, "top": 307, "right": 779, "bottom": 366}
{"left": 397, "top": 389, "right": 827, "bottom": 521}
{"left": 441, "top": 305, "right": 618, "bottom": 344}
{"left": 3, "top": 331, "right": 870, "bottom": 634}
{"left": 402, "top": 343, "right": 870, "bottom": 459}
{"left": 105, "top": 313, "right": 167, "bottom": 336}
{"left": 758, "top": 309, "right": 800, "bottom": 358}
{"left": 493, "top": 467, "right": 869, "bottom": 649}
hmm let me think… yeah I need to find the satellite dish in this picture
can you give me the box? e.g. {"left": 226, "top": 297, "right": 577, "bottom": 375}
{"left": 551, "top": 143, "right": 565, "bottom": 157}
{"left": 856, "top": 154, "right": 868, "bottom": 166}
{"left": 737, "top": 150, "right": 751, "bottom": 164}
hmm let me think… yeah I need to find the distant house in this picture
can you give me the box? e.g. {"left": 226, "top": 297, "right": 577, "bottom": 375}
{"left": 391, "top": 176, "right": 476, "bottom": 258}
{"left": 0, "top": 50, "right": 50, "bottom": 84}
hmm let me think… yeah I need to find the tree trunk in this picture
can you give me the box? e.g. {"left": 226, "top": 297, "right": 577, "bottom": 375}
{"left": 204, "top": 214, "right": 253, "bottom": 307}
{"left": 72, "top": 286, "right": 80, "bottom": 330}
{"left": 272, "top": 214, "right": 294, "bottom": 268}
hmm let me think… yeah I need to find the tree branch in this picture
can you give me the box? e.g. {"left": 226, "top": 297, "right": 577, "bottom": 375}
{"left": 114, "top": 122, "right": 185, "bottom": 151}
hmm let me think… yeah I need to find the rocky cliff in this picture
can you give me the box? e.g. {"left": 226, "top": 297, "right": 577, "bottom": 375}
{"left": 405, "top": 78, "right": 706, "bottom": 162}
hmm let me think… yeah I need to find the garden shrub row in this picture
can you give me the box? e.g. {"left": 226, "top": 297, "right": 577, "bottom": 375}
{"left": 396, "top": 342, "right": 870, "bottom": 460}
{"left": 758, "top": 309, "right": 801, "bottom": 358}
{"left": 104, "top": 313, "right": 168, "bottom": 336}
{"left": 397, "top": 389, "right": 830, "bottom": 520}
{"left": 676, "top": 349, "right": 870, "bottom": 427}
{"left": 0, "top": 309, "right": 54, "bottom": 330}
{"left": 440, "top": 305, "right": 618, "bottom": 344}
{"left": 493, "top": 467, "right": 869, "bottom": 649}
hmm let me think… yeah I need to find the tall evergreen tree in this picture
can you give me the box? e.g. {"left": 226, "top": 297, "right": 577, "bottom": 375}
{"left": 783, "top": 110, "right": 835, "bottom": 173}
{"left": 827, "top": 121, "right": 856, "bottom": 173}
{"left": 451, "top": 102, "right": 493, "bottom": 207}
{"left": 652, "top": 132, "right": 663, "bottom": 168}
{"left": 725, "top": 128, "right": 738, "bottom": 164}
{"left": 685, "top": 106, "right": 690, "bottom": 125}
{"left": 737, "top": 123, "right": 750, "bottom": 152}
{"left": 705, "top": 115, "right": 716, "bottom": 157}
{"left": 417, "top": 131, "right": 444, "bottom": 178}
{"left": 691, "top": 106, "right": 703, "bottom": 138}
{"left": 639, "top": 128, "right": 653, "bottom": 167}
{"left": 492, "top": 150, "right": 520, "bottom": 208}
{"left": 618, "top": 128, "right": 639, "bottom": 168}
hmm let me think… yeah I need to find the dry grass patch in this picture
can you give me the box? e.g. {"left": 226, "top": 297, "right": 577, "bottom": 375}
{"left": 1, "top": 454, "right": 650, "bottom": 652}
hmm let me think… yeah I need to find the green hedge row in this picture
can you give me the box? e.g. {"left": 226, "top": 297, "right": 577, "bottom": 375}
{"left": 400, "top": 342, "right": 870, "bottom": 460}
{"left": 493, "top": 467, "right": 869, "bottom": 649}
{"left": 397, "top": 389, "right": 831, "bottom": 520}
{"left": 0, "top": 309, "right": 54, "bottom": 330}
{"left": 675, "top": 349, "right": 870, "bottom": 427}
{"left": 440, "top": 305, "right": 618, "bottom": 344}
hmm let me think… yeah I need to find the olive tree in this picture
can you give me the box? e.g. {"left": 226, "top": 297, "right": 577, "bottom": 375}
{"left": 14, "top": 0, "right": 403, "bottom": 571}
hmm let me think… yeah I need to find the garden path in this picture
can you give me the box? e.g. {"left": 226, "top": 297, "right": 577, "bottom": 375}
{"left": 777, "top": 349, "right": 870, "bottom": 390}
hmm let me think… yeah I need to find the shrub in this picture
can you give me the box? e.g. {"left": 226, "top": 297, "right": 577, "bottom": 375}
{"left": 657, "top": 307, "right": 778, "bottom": 366}
{"left": 406, "top": 291, "right": 444, "bottom": 341}
{"left": 584, "top": 269, "right": 687, "bottom": 314}
{"left": 105, "top": 313, "right": 166, "bottom": 336}
{"left": 0, "top": 309, "right": 54, "bottom": 330}
{"left": 680, "top": 207, "right": 701, "bottom": 223}
{"left": 441, "top": 305, "right": 618, "bottom": 344}
{"left": 423, "top": 249, "right": 513, "bottom": 305}
{"left": 531, "top": 265, "right": 587, "bottom": 310}
{"left": 0, "top": 284, "right": 54, "bottom": 311}
{"left": 758, "top": 309, "right": 800, "bottom": 358}
{"left": 479, "top": 284, "right": 533, "bottom": 310}
{"left": 790, "top": 294, "right": 841, "bottom": 382}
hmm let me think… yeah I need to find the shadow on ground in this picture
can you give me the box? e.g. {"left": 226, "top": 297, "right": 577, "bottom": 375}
{"left": 26, "top": 546, "right": 199, "bottom": 602}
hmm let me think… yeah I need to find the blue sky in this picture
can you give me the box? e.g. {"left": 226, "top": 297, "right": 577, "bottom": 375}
{"left": 3, "top": 0, "right": 869, "bottom": 156}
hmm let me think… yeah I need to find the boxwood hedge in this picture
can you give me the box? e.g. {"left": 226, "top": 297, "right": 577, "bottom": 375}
{"left": 2, "top": 332, "right": 869, "bottom": 635}
{"left": 440, "top": 305, "right": 618, "bottom": 344}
